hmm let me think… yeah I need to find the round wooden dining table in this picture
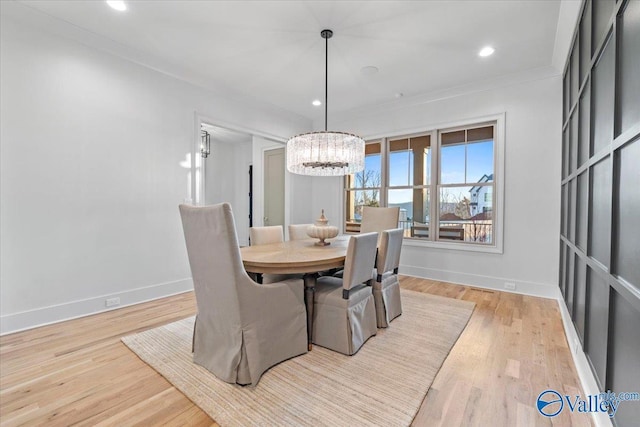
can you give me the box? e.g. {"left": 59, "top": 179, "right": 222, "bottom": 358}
{"left": 240, "top": 236, "right": 350, "bottom": 350}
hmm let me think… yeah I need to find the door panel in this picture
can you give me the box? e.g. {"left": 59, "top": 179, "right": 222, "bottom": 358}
{"left": 264, "top": 148, "right": 284, "bottom": 227}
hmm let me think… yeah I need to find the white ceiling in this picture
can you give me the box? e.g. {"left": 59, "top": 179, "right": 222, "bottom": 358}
{"left": 12, "top": 0, "right": 564, "bottom": 121}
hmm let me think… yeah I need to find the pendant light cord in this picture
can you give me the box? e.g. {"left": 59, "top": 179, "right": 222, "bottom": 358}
{"left": 324, "top": 32, "right": 328, "bottom": 132}
{"left": 320, "top": 29, "right": 333, "bottom": 131}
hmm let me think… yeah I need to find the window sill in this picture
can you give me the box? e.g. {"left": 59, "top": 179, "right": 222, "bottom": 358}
{"left": 401, "top": 237, "right": 503, "bottom": 254}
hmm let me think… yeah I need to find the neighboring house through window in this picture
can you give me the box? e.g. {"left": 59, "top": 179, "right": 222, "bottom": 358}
{"left": 469, "top": 174, "right": 493, "bottom": 216}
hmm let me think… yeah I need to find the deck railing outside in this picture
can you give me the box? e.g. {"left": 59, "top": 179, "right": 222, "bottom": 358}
{"left": 345, "top": 220, "right": 493, "bottom": 243}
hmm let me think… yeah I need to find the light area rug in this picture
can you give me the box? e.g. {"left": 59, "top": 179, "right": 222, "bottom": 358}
{"left": 122, "top": 289, "right": 474, "bottom": 427}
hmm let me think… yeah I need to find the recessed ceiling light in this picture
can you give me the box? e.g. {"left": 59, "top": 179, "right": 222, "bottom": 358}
{"left": 360, "top": 66, "right": 379, "bottom": 76}
{"left": 312, "top": 99, "right": 322, "bottom": 106}
{"left": 106, "top": 1, "right": 127, "bottom": 11}
{"left": 478, "top": 46, "right": 495, "bottom": 57}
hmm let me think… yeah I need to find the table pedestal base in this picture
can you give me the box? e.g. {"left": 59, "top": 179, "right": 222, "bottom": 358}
{"left": 303, "top": 273, "right": 318, "bottom": 351}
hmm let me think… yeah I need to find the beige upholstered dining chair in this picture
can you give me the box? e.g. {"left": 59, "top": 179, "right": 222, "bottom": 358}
{"left": 360, "top": 206, "right": 400, "bottom": 234}
{"left": 179, "top": 203, "right": 307, "bottom": 386}
{"left": 312, "top": 232, "right": 379, "bottom": 355}
{"left": 249, "top": 225, "right": 291, "bottom": 283}
{"left": 249, "top": 225, "right": 284, "bottom": 245}
{"left": 288, "top": 224, "right": 312, "bottom": 241}
{"left": 333, "top": 206, "right": 400, "bottom": 279}
{"left": 373, "top": 228, "right": 404, "bottom": 328}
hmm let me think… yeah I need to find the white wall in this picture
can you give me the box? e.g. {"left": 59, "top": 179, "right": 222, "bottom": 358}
{"left": 0, "top": 16, "right": 309, "bottom": 334}
{"left": 313, "top": 75, "right": 562, "bottom": 298}
{"left": 205, "top": 141, "right": 236, "bottom": 206}
{"left": 310, "top": 177, "right": 343, "bottom": 229}
{"left": 289, "top": 174, "right": 314, "bottom": 226}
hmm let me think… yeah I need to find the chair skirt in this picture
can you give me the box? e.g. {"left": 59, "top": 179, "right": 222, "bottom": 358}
{"left": 313, "top": 290, "right": 377, "bottom": 355}
{"left": 373, "top": 275, "right": 403, "bottom": 328}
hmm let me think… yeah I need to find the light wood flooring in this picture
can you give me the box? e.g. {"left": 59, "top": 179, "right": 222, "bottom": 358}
{"left": 0, "top": 277, "right": 592, "bottom": 426}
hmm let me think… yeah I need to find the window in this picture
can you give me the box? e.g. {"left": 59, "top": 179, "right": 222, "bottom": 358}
{"left": 388, "top": 136, "right": 430, "bottom": 237}
{"left": 345, "top": 142, "right": 382, "bottom": 232}
{"left": 344, "top": 118, "right": 502, "bottom": 251}
{"left": 439, "top": 125, "right": 494, "bottom": 244}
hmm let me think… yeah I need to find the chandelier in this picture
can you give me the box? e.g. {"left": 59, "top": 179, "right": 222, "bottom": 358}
{"left": 286, "top": 30, "right": 365, "bottom": 177}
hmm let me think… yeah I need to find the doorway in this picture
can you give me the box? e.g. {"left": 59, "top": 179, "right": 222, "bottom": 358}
{"left": 200, "top": 123, "right": 253, "bottom": 245}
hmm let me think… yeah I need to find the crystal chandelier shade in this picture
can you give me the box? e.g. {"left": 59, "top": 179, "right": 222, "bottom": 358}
{"left": 287, "top": 131, "right": 365, "bottom": 176}
{"left": 286, "top": 29, "right": 365, "bottom": 177}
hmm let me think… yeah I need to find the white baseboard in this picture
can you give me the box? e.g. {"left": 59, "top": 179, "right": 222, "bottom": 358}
{"left": 0, "top": 278, "right": 193, "bottom": 335}
{"left": 399, "top": 264, "right": 558, "bottom": 299}
{"left": 556, "top": 293, "right": 613, "bottom": 427}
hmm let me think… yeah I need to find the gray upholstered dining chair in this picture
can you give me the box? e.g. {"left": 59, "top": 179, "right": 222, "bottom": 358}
{"left": 288, "top": 223, "right": 312, "bottom": 241}
{"left": 179, "top": 203, "right": 307, "bottom": 386}
{"left": 360, "top": 206, "right": 400, "bottom": 234}
{"left": 333, "top": 206, "right": 400, "bottom": 279}
{"left": 312, "top": 232, "right": 379, "bottom": 355}
{"left": 373, "top": 228, "right": 404, "bottom": 328}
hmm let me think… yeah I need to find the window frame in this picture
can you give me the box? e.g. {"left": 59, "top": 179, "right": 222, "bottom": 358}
{"left": 343, "top": 113, "right": 505, "bottom": 254}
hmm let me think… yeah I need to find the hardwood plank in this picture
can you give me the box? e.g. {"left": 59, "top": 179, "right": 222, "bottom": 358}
{"left": 0, "top": 278, "right": 591, "bottom": 426}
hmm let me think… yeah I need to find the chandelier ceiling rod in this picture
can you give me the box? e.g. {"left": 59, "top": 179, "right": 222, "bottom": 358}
{"left": 322, "top": 29, "right": 332, "bottom": 131}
